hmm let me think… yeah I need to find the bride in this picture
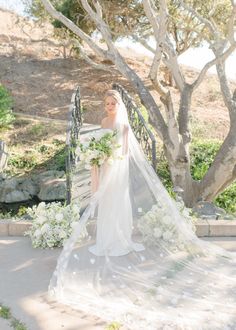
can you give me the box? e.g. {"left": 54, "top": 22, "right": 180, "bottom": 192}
{"left": 89, "top": 90, "right": 145, "bottom": 257}
{"left": 49, "top": 90, "right": 236, "bottom": 329}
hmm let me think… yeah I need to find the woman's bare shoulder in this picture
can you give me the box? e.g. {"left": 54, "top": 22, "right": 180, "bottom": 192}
{"left": 101, "top": 117, "right": 108, "bottom": 128}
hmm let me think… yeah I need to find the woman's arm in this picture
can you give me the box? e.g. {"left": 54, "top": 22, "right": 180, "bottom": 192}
{"left": 91, "top": 165, "right": 99, "bottom": 195}
{"left": 90, "top": 118, "right": 107, "bottom": 195}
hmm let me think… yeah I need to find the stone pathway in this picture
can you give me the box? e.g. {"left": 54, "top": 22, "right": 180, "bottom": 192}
{"left": 0, "top": 237, "right": 107, "bottom": 330}
{"left": 0, "top": 236, "right": 236, "bottom": 330}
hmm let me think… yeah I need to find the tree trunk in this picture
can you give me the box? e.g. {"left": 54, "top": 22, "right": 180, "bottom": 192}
{"left": 196, "top": 53, "right": 236, "bottom": 203}
{"left": 197, "top": 118, "right": 236, "bottom": 202}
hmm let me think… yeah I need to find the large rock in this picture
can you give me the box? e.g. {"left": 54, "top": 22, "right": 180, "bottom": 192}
{"left": 0, "top": 171, "right": 66, "bottom": 203}
{"left": 38, "top": 178, "right": 66, "bottom": 201}
{"left": 0, "top": 178, "right": 18, "bottom": 202}
{"left": 18, "top": 178, "right": 39, "bottom": 196}
{"left": 32, "top": 170, "right": 65, "bottom": 185}
{"left": 192, "top": 201, "right": 226, "bottom": 220}
{"left": 4, "top": 190, "right": 31, "bottom": 203}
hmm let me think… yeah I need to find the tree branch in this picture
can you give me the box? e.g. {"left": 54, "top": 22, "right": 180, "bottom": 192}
{"left": 40, "top": 0, "right": 111, "bottom": 60}
{"left": 179, "top": 1, "right": 216, "bottom": 37}
{"left": 75, "top": 41, "right": 116, "bottom": 73}
{"left": 161, "top": 37, "right": 185, "bottom": 91}
{"left": 132, "top": 35, "right": 155, "bottom": 54}
{"left": 143, "top": 0, "right": 160, "bottom": 40}
{"left": 226, "top": 2, "right": 236, "bottom": 44}
{"left": 191, "top": 42, "right": 236, "bottom": 91}
{"left": 81, "top": 0, "right": 114, "bottom": 52}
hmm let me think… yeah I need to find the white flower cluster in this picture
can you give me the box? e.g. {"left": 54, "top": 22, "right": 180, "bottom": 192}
{"left": 76, "top": 129, "right": 121, "bottom": 170}
{"left": 25, "top": 202, "right": 81, "bottom": 248}
{"left": 137, "top": 203, "right": 196, "bottom": 250}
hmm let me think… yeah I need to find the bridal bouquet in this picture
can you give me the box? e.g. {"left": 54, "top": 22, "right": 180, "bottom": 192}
{"left": 25, "top": 202, "right": 81, "bottom": 248}
{"left": 77, "top": 129, "right": 121, "bottom": 170}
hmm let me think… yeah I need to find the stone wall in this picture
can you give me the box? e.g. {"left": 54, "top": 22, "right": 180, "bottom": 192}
{"left": 0, "top": 170, "right": 66, "bottom": 203}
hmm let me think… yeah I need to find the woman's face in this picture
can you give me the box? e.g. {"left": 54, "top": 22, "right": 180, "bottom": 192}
{"left": 105, "top": 96, "right": 119, "bottom": 116}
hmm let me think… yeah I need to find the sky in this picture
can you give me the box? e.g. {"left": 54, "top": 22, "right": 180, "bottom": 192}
{"left": 1, "top": 0, "right": 235, "bottom": 81}
{"left": 0, "top": 0, "right": 26, "bottom": 16}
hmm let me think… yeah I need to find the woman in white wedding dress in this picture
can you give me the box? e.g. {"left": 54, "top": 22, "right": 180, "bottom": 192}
{"left": 89, "top": 90, "right": 145, "bottom": 256}
{"left": 49, "top": 90, "right": 236, "bottom": 330}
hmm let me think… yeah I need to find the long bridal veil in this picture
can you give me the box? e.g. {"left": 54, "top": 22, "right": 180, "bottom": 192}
{"left": 49, "top": 95, "right": 236, "bottom": 329}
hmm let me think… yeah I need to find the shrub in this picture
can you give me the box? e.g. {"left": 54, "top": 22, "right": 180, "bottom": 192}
{"left": 156, "top": 140, "right": 236, "bottom": 214}
{"left": 190, "top": 139, "right": 236, "bottom": 214}
{"left": 215, "top": 183, "right": 236, "bottom": 214}
{"left": 190, "top": 140, "right": 221, "bottom": 180}
{"left": 156, "top": 153, "right": 175, "bottom": 198}
{"left": 0, "top": 84, "right": 14, "bottom": 128}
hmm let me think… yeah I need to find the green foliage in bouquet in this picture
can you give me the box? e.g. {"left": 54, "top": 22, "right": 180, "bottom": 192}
{"left": 78, "top": 129, "right": 121, "bottom": 169}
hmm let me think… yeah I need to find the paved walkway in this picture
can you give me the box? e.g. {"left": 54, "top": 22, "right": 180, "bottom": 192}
{"left": 1, "top": 236, "right": 236, "bottom": 330}
{"left": 0, "top": 237, "right": 107, "bottom": 330}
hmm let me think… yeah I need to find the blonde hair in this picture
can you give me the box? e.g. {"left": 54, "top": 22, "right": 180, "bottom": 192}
{"left": 104, "top": 90, "right": 122, "bottom": 104}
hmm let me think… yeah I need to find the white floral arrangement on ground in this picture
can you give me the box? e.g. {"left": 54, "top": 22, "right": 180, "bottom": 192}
{"left": 137, "top": 202, "right": 197, "bottom": 251}
{"left": 76, "top": 129, "right": 121, "bottom": 170}
{"left": 25, "top": 202, "right": 81, "bottom": 248}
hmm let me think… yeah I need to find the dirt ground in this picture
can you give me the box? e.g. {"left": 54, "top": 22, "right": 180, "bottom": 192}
{"left": 0, "top": 8, "right": 235, "bottom": 140}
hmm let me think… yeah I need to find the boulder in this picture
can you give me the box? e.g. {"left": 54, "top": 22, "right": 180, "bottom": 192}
{"left": 192, "top": 201, "right": 226, "bottom": 220}
{"left": 38, "top": 178, "right": 66, "bottom": 201}
{"left": 4, "top": 190, "right": 31, "bottom": 203}
{"left": 32, "top": 170, "right": 65, "bottom": 185}
{"left": 18, "top": 178, "right": 39, "bottom": 196}
{"left": 0, "top": 178, "right": 18, "bottom": 202}
{"left": 0, "top": 171, "right": 66, "bottom": 203}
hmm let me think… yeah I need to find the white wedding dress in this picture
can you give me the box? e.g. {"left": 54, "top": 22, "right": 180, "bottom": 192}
{"left": 49, "top": 100, "right": 236, "bottom": 329}
{"left": 89, "top": 123, "right": 145, "bottom": 257}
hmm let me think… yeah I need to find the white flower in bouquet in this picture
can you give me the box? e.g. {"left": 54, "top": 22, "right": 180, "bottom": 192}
{"left": 25, "top": 202, "right": 81, "bottom": 248}
{"left": 34, "top": 228, "right": 42, "bottom": 238}
{"left": 55, "top": 213, "right": 64, "bottom": 222}
{"left": 41, "top": 223, "right": 50, "bottom": 234}
{"left": 59, "top": 229, "right": 67, "bottom": 239}
{"left": 72, "top": 204, "right": 80, "bottom": 214}
{"left": 77, "top": 129, "right": 121, "bottom": 168}
{"left": 154, "top": 228, "right": 163, "bottom": 238}
{"left": 107, "top": 158, "right": 114, "bottom": 165}
{"left": 37, "top": 202, "right": 46, "bottom": 211}
{"left": 161, "top": 215, "right": 172, "bottom": 226}
{"left": 138, "top": 200, "right": 196, "bottom": 252}
{"left": 36, "top": 216, "right": 47, "bottom": 225}
{"left": 163, "top": 230, "right": 173, "bottom": 241}
{"left": 151, "top": 204, "right": 159, "bottom": 213}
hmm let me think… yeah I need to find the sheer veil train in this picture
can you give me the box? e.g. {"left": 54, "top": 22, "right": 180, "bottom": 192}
{"left": 49, "top": 90, "right": 236, "bottom": 329}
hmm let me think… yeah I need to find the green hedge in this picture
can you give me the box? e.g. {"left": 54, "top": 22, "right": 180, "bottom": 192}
{"left": 0, "top": 84, "right": 14, "bottom": 128}
{"left": 156, "top": 140, "right": 236, "bottom": 214}
{"left": 191, "top": 140, "right": 236, "bottom": 214}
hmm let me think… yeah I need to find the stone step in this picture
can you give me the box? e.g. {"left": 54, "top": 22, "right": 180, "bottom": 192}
{"left": 1, "top": 219, "right": 236, "bottom": 237}
{"left": 196, "top": 219, "right": 236, "bottom": 237}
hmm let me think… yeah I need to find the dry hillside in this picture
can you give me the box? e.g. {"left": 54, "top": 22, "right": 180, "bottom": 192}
{"left": 0, "top": 7, "right": 235, "bottom": 140}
